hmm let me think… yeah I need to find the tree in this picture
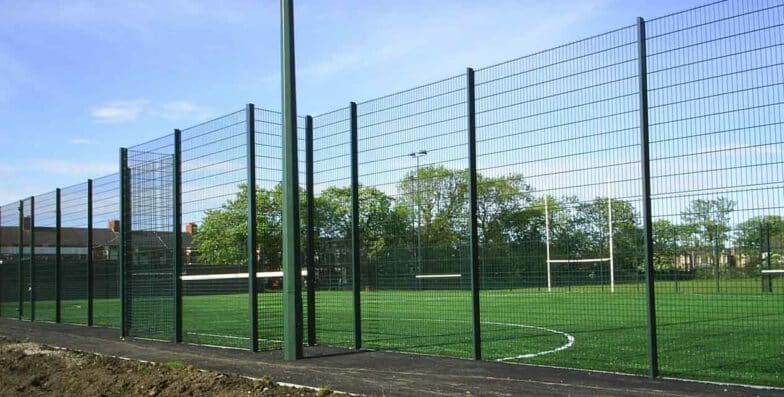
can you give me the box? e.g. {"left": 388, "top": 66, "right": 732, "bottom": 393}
{"left": 315, "top": 184, "right": 410, "bottom": 288}
{"left": 476, "top": 174, "right": 535, "bottom": 245}
{"left": 191, "top": 184, "right": 302, "bottom": 268}
{"left": 398, "top": 165, "right": 468, "bottom": 248}
{"left": 653, "top": 219, "right": 692, "bottom": 270}
{"left": 315, "top": 185, "right": 409, "bottom": 260}
{"left": 680, "top": 198, "right": 736, "bottom": 267}
{"left": 735, "top": 215, "right": 784, "bottom": 269}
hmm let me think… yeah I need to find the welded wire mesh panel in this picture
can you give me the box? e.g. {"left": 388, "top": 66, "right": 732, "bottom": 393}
{"left": 297, "top": 116, "right": 310, "bottom": 342}
{"left": 126, "top": 135, "right": 175, "bottom": 340}
{"left": 255, "top": 108, "right": 285, "bottom": 350}
{"left": 475, "top": 25, "right": 646, "bottom": 373}
{"left": 646, "top": 0, "right": 784, "bottom": 386}
{"left": 60, "top": 183, "right": 88, "bottom": 324}
{"left": 0, "top": 202, "right": 20, "bottom": 318}
{"left": 32, "top": 191, "right": 57, "bottom": 322}
{"left": 357, "top": 75, "right": 472, "bottom": 358}
{"left": 21, "top": 198, "right": 31, "bottom": 320}
{"left": 181, "top": 109, "right": 249, "bottom": 348}
{"left": 92, "top": 173, "right": 120, "bottom": 328}
{"left": 311, "top": 107, "right": 354, "bottom": 347}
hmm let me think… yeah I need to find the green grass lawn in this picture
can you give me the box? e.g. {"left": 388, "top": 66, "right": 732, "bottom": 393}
{"left": 1, "top": 279, "right": 782, "bottom": 387}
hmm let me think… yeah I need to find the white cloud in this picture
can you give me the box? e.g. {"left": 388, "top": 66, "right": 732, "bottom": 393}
{"left": 90, "top": 100, "right": 213, "bottom": 124}
{"left": 159, "top": 101, "right": 213, "bottom": 121}
{"left": 91, "top": 100, "right": 149, "bottom": 123}
{"left": 68, "top": 138, "right": 96, "bottom": 145}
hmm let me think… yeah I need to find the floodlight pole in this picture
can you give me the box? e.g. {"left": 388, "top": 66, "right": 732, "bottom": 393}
{"left": 281, "top": 0, "right": 304, "bottom": 360}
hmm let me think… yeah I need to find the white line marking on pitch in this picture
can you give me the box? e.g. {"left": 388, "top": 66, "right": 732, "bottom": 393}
{"left": 484, "top": 321, "right": 575, "bottom": 362}
{"left": 366, "top": 317, "right": 575, "bottom": 361}
{"left": 185, "top": 332, "right": 282, "bottom": 344}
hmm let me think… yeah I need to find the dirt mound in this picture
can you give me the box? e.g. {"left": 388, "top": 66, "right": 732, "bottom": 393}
{"left": 0, "top": 338, "right": 333, "bottom": 396}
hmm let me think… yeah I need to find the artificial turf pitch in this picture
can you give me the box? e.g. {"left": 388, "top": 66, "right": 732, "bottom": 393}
{"left": 1, "top": 279, "right": 782, "bottom": 388}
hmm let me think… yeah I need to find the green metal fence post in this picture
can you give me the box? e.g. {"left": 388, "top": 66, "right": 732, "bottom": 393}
{"left": 637, "top": 16, "right": 659, "bottom": 379}
{"left": 29, "top": 196, "right": 35, "bottom": 322}
{"left": 282, "top": 0, "right": 304, "bottom": 360}
{"left": 466, "top": 67, "right": 482, "bottom": 360}
{"left": 17, "top": 200, "right": 23, "bottom": 320}
{"left": 246, "top": 104, "right": 259, "bottom": 352}
{"left": 119, "top": 148, "right": 128, "bottom": 338}
{"left": 305, "top": 114, "right": 316, "bottom": 346}
{"left": 173, "top": 129, "right": 183, "bottom": 343}
{"left": 55, "top": 188, "right": 62, "bottom": 323}
{"left": 87, "top": 179, "right": 94, "bottom": 326}
{"left": 350, "top": 101, "right": 362, "bottom": 351}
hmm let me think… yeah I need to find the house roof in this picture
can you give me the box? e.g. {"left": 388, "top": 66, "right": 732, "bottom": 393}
{"left": 0, "top": 226, "right": 192, "bottom": 248}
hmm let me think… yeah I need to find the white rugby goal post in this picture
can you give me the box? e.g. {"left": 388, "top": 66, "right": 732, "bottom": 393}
{"left": 544, "top": 185, "right": 615, "bottom": 293}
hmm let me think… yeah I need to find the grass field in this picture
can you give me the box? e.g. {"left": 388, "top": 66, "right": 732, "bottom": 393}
{"left": 1, "top": 278, "right": 782, "bottom": 387}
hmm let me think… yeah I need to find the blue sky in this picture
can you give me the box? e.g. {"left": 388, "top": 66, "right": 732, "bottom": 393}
{"left": 0, "top": 0, "right": 711, "bottom": 204}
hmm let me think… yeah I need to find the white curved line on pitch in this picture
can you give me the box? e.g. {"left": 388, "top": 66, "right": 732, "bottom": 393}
{"left": 484, "top": 321, "right": 575, "bottom": 362}
{"left": 366, "top": 317, "right": 574, "bottom": 361}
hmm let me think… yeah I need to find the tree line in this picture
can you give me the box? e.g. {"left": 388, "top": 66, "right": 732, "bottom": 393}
{"left": 192, "top": 165, "right": 782, "bottom": 281}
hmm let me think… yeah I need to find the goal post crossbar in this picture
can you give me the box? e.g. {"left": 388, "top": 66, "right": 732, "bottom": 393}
{"left": 547, "top": 258, "right": 611, "bottom": 264}
{"left": 544, "top": 183, "right": 616, "bottom": 293}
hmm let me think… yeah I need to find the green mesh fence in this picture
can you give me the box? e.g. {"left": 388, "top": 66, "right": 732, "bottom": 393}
{"left": 310, "top": 107, "right": 355, "bottom": 348}
{"left": 92, "top": 174, "right": 120, "bottom": 328}
{"left": 21, "top": 198, "right": 32, "bottom": 320}
{"left": 473, "top": 24, "right": 648, "bottom": 373}
{"left": 0, "top": 202, "right": 20, "bottom": 318}
{"left": 60, "top": 183, "right": 89, "bottom": 325}
{"left": 356, "top": 76, "right": 474, "bottom": 358}
{"left": 255, "top": 108, "right": 286, "bottom": 351}
{"left": 646, "top": 0, "right": 784, "bottom": 385}
{"left": 126, "top": 136, "right": 176, "bottom": 341}
{"left": 32, "top": 191, "right": 58, "bottom": 322}
{"left": 180, "top": 109, "right": 250, "bottom": 349}
{"left": 0, "top": 0, "right": 781, "bottom": 388}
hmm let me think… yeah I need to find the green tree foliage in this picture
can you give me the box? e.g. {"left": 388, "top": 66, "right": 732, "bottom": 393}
{"left": 680, "top": 198, "right": 736, "bottom": 265}
{"left": 191, "top": 166, "right": 758, "bottom": 288}
{"left": 735, "top": 215, "right": 784, "bottom": 269}
{"left": 315, "top": 185, "right": 410, "bottom": 260}
{"left": 398, "top": 165, "right": 467, "bottom": 247}
{"left": 192, "top": 184, "right": 303, "bottom": 269}
{"left": 652, "top": 219, "right": 691, "bottom": 270}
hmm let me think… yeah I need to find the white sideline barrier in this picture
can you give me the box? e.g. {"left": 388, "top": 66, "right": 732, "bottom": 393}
{"left": 180, "top": 270, "right": 307, "bottom": 281}
{"left": 761, "top": 269, "right": 784, "bottom": 274}
{"left": 414, "top": 274, "right": 462, "bottom": 279}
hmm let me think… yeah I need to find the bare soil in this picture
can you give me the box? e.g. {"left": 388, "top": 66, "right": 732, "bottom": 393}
{"left": 0, "top": 338, "right": 336, "bottom": 397}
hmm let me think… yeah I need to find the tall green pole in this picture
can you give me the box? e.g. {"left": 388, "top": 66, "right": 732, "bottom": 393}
{"left": 55, "top": 188, "right": 61, "bottom": 323}
{"left": 281, "top": 0, "right": 303, "bottom": 360}
{"left": 350, "top": 102, "right": 361, "bottom": 351}
{"left": 119, "top": 148, "right": 129, "bottom": 338}
{"left": 17, "top": 200, "right": 23, "bottom": 320}
{"left": 247, "top": 104, "right": 259, "bottom": 352}
{"left": 637, "top": 17, "right": 659, "bottom": 379}
{"left": 87, "top": 179, "right": 94, "bottom": 326}
{"left": 466, "top": 67, "right": 481, "bottom": 360}
{"left": 173, "top": 129, "right": 183, "bottom": 343}
{"left": 29, "top": 196, "right": 35, "bottom": 322}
